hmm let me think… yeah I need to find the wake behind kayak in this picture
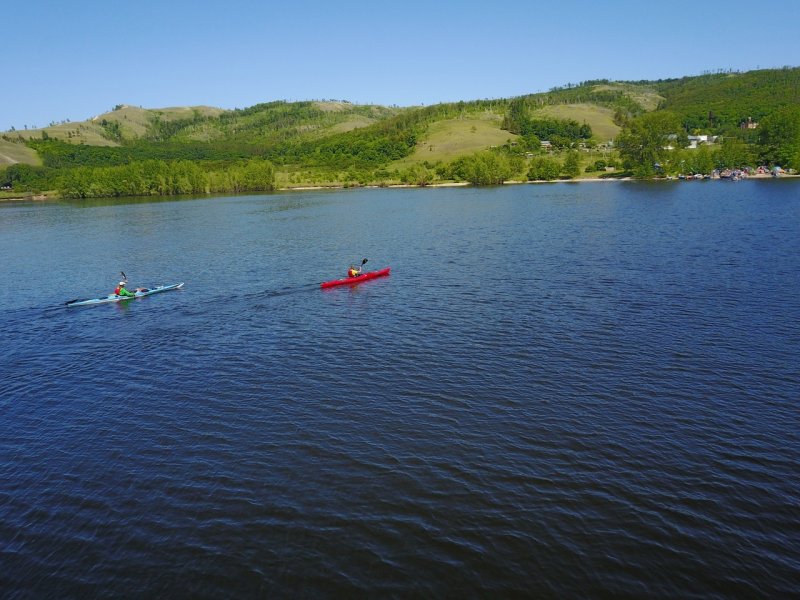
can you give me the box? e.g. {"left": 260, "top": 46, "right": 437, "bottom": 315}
{"left": 65, "top": 283, "right": 184, "bottom": 307}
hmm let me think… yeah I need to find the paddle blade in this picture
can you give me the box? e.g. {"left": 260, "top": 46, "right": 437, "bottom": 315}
{"left": 361, "top": 258, "right": 368, "bottom": 265}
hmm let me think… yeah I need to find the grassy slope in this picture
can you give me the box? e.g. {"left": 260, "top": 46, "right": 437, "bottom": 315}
{"left": 102, "top": 105, "right": 224, "bottom": 138}
{"left": 317, "top": 102, "right": 397, "bottom": 134}
{"left": 0, "top": 139, "right": 42, "bottom": 166}
{"left": 167, "top": 101, "right": 401, "bottom": 143}
{"left": 9, "top": 105, "right": 225, "bottom": 145}
{"left": 533, "top": 104, "right": 621, "bottom": 142}
{"left": 326, "top": 114, "right": 379, "bottom": 134}
{"left": 592, "top": 83, "right": 664, "bottom": 111}
{"left": 389, "top": 104, "right": 618, "bottom": 173}
{"left": 12, "top": 122, "right": 118, "bottom": 146}
{"left": 390, "top": 112, "right": 515, "bottom": 169}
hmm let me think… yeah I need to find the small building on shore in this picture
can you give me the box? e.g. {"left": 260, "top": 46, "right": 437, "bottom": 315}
{"left": 687, "top": 134, "right": 719, "bottom": 149}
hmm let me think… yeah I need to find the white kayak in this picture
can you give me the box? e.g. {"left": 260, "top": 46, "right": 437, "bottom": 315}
{"left": 65, "top": 283, "right": 184, "bottom": 307}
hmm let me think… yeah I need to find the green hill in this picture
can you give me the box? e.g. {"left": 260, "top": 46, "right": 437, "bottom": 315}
{"left": 7, "top": 105, "right": 226, "bottom": 146}
{"left": 140, "top": 100, "right": 402, "bottom": 145}
{"left": 3, "top": 66, "right": 799, "bottom": 195}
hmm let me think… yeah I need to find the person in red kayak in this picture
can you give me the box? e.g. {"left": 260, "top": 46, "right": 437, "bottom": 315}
{"left": 348, "top": 258, "right": 367, "bottom": 278}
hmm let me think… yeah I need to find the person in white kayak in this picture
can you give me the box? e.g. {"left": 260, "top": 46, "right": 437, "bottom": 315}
{"left": 114, "top": 281, "right": 135, "bottom": 297}
{"left": 113, "top": 281, "right": 147, "bottom": 297}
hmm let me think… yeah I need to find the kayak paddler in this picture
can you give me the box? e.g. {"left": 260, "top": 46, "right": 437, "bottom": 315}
{"left": 114, "top": 281, "right": 136, "bottom": 297}
{"left": 348, "top": 258, "right": 367, "bottom": 278}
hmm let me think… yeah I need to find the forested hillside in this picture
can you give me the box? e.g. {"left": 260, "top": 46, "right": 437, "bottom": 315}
{"left": 2, "top": 67, "right": 799, "bottom": 198}
{"left": 655, "top": 68, "right": 800, "bottom": 132}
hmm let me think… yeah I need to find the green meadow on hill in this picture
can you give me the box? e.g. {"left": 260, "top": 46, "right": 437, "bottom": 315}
{"left": 390, "top": 112, "right": 516, "bottom": 169}
{"left": 0, "top": 139, "right": 41, "bottom": 167}
{"left": 533, "top": 104, "right": 620, "bottom": 144}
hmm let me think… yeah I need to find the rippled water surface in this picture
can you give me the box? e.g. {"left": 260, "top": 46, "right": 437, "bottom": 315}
{"left": 1, "top": 182, "right": 799, "bottom": 597}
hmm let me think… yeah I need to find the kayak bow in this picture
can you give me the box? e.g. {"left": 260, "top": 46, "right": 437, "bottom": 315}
{"left": 320, "top": 268, "right": 390, "bottom": 289}
{"left": 66, "top": 283, "right": 184, "bottom": 307}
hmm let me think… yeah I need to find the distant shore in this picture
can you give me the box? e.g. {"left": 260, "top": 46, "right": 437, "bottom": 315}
{"left": 1, "top": 173, "right": 796, "bottom": 202}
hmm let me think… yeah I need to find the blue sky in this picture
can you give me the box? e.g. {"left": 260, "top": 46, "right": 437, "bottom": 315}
{"left": 3, "top": 0, "right": 799, "bottom": 131}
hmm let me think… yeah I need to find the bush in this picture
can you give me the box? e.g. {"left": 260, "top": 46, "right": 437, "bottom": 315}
{"left": 528, "top": 157, "right": 561, "bottom": 181}
{"left": 562, "top": 151, "right": 581, "bottom": 178}
{"left": 400, "top": 164, "right": 434, "bottom": 186}
{"left": 452, "top": 152, "right": 513, "bottom": 185}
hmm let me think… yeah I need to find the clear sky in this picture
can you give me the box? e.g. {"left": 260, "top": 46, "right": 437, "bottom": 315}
{"left": 3, "top": 0, "right": 799, "bottom": 131}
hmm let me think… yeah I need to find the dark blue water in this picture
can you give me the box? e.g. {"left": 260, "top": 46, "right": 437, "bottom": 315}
{"left": 1, "top": 182, "right": 799, "bottom": 597}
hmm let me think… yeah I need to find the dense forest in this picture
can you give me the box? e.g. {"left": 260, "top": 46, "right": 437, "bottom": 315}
{"left": 654, "top": 67, "right": 800, "bottom": 132}
{"left": 2, "top": 67, "right": 799, "bottom": 197}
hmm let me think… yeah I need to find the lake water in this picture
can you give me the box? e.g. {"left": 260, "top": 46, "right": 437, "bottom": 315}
{"left": 1, "top": 181, "right": 798, "bottom": 597}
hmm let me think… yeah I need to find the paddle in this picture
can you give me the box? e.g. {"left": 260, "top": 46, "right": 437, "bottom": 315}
{"left": 120, "top": 270, "right": 145, "bottom": 292}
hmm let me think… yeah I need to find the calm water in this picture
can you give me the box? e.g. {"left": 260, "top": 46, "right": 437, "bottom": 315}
{"left": 1, "top": 181, "right": 799, "bottom": 597}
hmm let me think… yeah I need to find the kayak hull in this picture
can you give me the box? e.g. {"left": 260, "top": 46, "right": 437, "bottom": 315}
{"left": 320, "top": 268, "right": 390, "bottom": 289}
{"left": 66, "top": 283, "right": 184, "bottom": 307}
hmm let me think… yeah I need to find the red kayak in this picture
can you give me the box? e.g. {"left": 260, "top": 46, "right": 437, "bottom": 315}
{"left": 321, "top": 267, "right": 391, "bottom": 289}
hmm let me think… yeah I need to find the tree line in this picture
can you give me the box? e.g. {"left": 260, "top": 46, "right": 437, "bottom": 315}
{"left": 1, "top": 159, "right": 275, "bottom": 198}
{"left": 58, "top": 158, "right": 275, "bottom": 199}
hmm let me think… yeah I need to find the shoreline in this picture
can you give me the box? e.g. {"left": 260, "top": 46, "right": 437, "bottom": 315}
{"left": 1, "top": 173, "right": 796, "bottom": 202}
{"left": 0, "top": 193, "right": 50, "bottom": 202}
{"left": 278, "top": 172, "right": 796, "bottom": 192}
